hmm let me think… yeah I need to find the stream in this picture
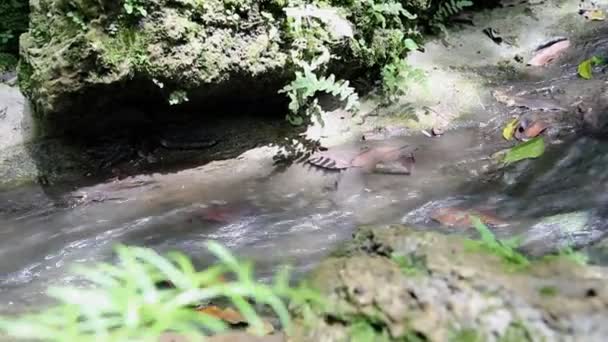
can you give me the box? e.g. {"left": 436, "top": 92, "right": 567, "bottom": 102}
{"left": 1, "top": 125, "right": 608, "bottom": 315}
{"left": 2, "top": 8, "right": 608, "bottom": 319}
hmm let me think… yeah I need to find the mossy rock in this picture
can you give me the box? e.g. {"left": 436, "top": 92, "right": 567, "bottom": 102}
{"left": 17, "top": 0, "right": 445, "bottom": 131}
{"left": 291, "top": 225, "right": 608, "bottom": 341}
{"left": 18, "top": 0, "right": 291, "bottom": 123}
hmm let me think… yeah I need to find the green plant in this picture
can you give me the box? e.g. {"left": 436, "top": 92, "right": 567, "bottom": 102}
{"left": 381, "top": 58, "right": 425, "bottom": 103}
{"left": 430, "top": 0, "right": 474, "bottom": 34}
{"left": 66, "top": 11, "right": 87, "bottom": 31}
{"left": 449, "top": 328, "right": 484, "bottom": 342}
{"left": 169, "top": 90, "right": 189, "bottom": 105}
{"left": 101, "top": 27, "right": 149, "bottom": 71}
{"left": 499, "top": 321, "right": 533, "bottom": 342}
{"left": 349, "top": 320, "right": 391, "bottom": 342}
{"left": 390, "top": 252, "right": 427, "bottom": 276}
{"left": 124, "top": 0, "right": 148, "bottom": 17}
{"left": 433, "top": 0, "right": 474, "bottom": 22}
{"left": 542, "top": 246, "right": 589, "bottom": 266}
{"left": 365, "top": 0, "right": 417, "bottom": 29}
{"left": 281, "top": 3, "right": 357, "bottom": 126}
{"left": 280, "top": 0, "right": 427, "bottom": 126}
{"left": 279, "top": 63, "right": 359, "bottom": 125}
{"left": 465, "top": 216, "right": 530, "bottom": 269}
{"left": 538, "top": 286, "right": 558, "bottom": 297}
{"left": 0, "top": 242, "right": 326, "bottom": 341}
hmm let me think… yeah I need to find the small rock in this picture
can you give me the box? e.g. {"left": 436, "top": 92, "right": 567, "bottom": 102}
{"left": 431, "top": 127, "right": 445, "bottom": 136}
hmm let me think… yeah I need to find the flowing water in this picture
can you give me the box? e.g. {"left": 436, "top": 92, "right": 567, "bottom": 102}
{"left": 3, "top": 19, "right": 608, "bottom": 318}
{"left": 2, "top": 125, "right": 608, "bottom": 315}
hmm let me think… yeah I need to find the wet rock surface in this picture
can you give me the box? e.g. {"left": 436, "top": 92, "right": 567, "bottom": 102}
{"left": 293, "top": 225, "right": 608, "bottom": 341}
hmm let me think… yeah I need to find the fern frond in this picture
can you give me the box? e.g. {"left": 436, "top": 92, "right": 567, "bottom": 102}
{"left": 433, "top": 0, "right": 474, "bottom": 22}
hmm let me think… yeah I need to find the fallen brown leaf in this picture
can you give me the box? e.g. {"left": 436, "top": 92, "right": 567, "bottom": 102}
{"left": 527, "top": 39, "right": 570, "bottom": 66}
{"left": 197, "top": 306, "right": 246, "bottom": 325}
{"left": 522, "top": 120, "right": 549, "bottom": 139}
{"left": 431, "top": 207, "right": 506, "bottom": 228}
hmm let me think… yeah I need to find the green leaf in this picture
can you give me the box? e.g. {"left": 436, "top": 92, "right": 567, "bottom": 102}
{"left": 578, "top": 59, "right": 593, "bottom": 79}
{"left": 503, "top": 137, "right": 545, "bottom": 165}
{"left": 578, "top": 56, "right": 607, "bottom": 79}
{"left": 286, "top": 114, "right": 304, "bottom": 126}
{"left": 403, "top": 38, "right": 418, "bottom": 51}
{"left": 470, "top": 216, "right": 500, "bottom": 249}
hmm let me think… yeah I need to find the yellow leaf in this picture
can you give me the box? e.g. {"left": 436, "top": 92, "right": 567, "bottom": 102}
{"left": 587, "top": 9, "right": 606, "bottom": 21}
{"left": 246, "top": 320, "right": 275, "bottom": 336}
{"left": 578, "top": 59, "right": 593, "bottom": 79}
{"left": 502, "top": 118, "right": 519, "bottom": 140}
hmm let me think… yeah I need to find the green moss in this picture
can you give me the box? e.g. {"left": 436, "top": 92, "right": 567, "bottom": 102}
{"left": 499, "top": 322, "right": 533, "bottom": 342}
{"left": 538, "top": 286, "right": 558, "bottom": 297}
{"left": 449, "top": 328, "right": 484, "bottom": 342}
{"left": 16, "top": 59, "right": 33, "bottom": 95}
{"left": 390, "top": 252, "right": 427, "bottom": 276}
{"left": 100, "top": 28, "right": 150, "bottom": 71}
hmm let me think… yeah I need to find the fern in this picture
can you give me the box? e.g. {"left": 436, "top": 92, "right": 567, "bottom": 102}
{"left": 430, "top": 0, "right": 474, "bottom": 36}
{"left": 433, "top": 0, "right": 474, "bottom": 22}
{"left": 366, "top": 0, "right": 417, "bottom": 28}
{"left": 280, "top": 63, "right": 359, "bottom": 126}
{"left": 381, "top": 58, "right": 425, "bottom": 103}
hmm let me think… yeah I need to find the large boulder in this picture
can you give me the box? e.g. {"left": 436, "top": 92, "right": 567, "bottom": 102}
{"left": 17, "top": 0, "right": 443, "bottom": 133}
{"left": 18, "top": 0, "right": 292, "bottom": 129}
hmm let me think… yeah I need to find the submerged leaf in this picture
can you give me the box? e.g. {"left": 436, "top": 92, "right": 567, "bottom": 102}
{"left": 503, "top": 137, "right": 545, "bottom": 164}
{"left": 502, "top": 118, "right": 519, "bottom": 140}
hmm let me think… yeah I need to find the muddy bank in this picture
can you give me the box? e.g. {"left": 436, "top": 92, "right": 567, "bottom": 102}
{"left": 292, "top": 225, "right": 608, "bottom": 341}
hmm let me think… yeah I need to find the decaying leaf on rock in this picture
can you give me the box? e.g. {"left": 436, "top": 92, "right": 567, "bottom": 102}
{"left": 527, "top": 38, "right": 570, "bottom": 66}
{"left": 513, "top": 119, "right": 549, "bottom": 141}
{"left": 431, "top": 207, "right": 507, "bottom": 229}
